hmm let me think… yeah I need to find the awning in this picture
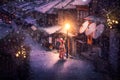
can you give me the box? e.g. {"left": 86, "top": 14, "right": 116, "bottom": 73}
{"left": 41, "top": 25, "right": 77, "bottom": 37}
{"left": 58, "top": 28, "right": 77, "bottom": 37}
{"left": 41, "top": 25, "right": 62, "bottom": 35}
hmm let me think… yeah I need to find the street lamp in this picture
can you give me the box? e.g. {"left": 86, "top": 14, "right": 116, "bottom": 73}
{"left": 65, "top": 23, "right": 70, "bottom": 58}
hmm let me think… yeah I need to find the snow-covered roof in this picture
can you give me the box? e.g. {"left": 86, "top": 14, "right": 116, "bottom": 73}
{"left": 47, "top": 9, "right": 56, "bottom": 14}
{"left": 41, "top": 25, "right": 76, "bottom": 37}
{"left": 22, "top": 6, "right": 33, "bottom": 11}
{"left": 24, "top": 9, "right": 33, "bottom": 14}
{"left": 58, "top": 27, "right": 77, "bottom": 37}
{"left": 63, "top": 4, "right": 76, "bottom": 9}
{"left": 35, "top": 0, "right": 61, "bottom": 13}
{"left": 34, "top": 1, "right": 44, "bottom": 5}
{"left": 71, "top": 0, "right": 91, "bottom": 5}
{"left": 54, "top": 0, "right": 72, "bottom": 9}
{"left": 0, "top": 23, "right": 12, "bottom": 39}
{"left": 17, "top": 2, "right": 31, "bottom": 8}
{"left": 24, "top": 17, "right": 36, "bottom": 25}
{"left": 41, "top": 25, "right": 62, "bottom": 34}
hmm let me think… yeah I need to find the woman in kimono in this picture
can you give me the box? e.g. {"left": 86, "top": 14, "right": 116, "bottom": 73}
{"left": 59, "top": 38, "right": 66, "bottom": 59}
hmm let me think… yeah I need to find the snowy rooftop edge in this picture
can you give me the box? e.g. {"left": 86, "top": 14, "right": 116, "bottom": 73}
{"left": 41, "top": 25, "right": 62, "bottom": 34}
{"left": 71, "top": 0, "right": 91, "bottom": 5}
{"left": 54, "top": 0, "right": 72, "bottom": 9}
{"left": 35, "top": 0, "right": 61, "bottom": 13}
{"left": 17, "top": 2, "right": 31, "bottom": 8}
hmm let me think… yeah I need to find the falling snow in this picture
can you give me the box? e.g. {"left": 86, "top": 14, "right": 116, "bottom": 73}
{"left": 0, "top": 0, "right": 120, "bottom": 80}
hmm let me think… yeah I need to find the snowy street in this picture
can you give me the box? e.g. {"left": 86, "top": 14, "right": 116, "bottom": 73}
{"left": 1, "top": 0, "right": 119, "bottom": 80}
{"left": 25, "top": 34, "right": 106, "bottom": 80}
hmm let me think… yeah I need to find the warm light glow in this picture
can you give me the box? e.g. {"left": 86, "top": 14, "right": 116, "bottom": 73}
{"left": 110, "top": 26, "right": 112, "bottom": 29}
{"left": 115, "top": 21, "right": 118, "bottom": 24}
{"left": 112, "top": 20, "right": 115, "bottom": 23}
{"left": 22, "top": 52, "right": 24, "bottom": 54}
{"left": 22, "top": 51, "right": 26, "bottom": 54}
{"left": 16, "top": 53, "right": 19, "bottom": 57}
{"left": 107, "top": 13, "right": 119, "bottom": 28}
{"left": 24, "top": 55, "right": 26, "bottom": 58}
{"left": 18, "top": 51, "right": 20, "bottom": 54}
{"left": 65, "top": 23, "right": 70, "bottom": 30}
{"left": 83, "top": 0, "right": 87, "bottom": 2}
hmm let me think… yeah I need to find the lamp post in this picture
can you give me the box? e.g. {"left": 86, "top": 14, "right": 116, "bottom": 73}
{"left": 65, "top": 23, "right": 70, "bottom": 58}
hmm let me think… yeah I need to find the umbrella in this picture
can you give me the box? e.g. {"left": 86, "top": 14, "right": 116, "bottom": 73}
{"left": 84, "top": 16, "right": 105, "bottom": 23}
{"left": 79, "top": 21, "right": 89, "bottom": 33}
{"left": 96, "top": 17, "right": 106, "bottom": 24}
{"left": 92, "top": 24, "right": 104, "bottom": 39}
{"left": 84, "top": 16, "right": 97, "bottom": 21}
{"left": 85, "top": 23, "right": 96, "bottom": 36}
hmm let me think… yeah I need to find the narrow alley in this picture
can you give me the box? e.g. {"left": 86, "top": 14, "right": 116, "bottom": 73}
{"left": 25, "top": 34, "right": 107, "bottom": 80}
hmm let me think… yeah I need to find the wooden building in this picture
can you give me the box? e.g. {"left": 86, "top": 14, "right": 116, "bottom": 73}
{"left": 34, "top": 0, "right": 61, "bottom": 27}
{"left": 53, "top": 0, "right": 91, "bottom": 56}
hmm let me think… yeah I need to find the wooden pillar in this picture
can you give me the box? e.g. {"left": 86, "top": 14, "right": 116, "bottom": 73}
{"left": 71, "top": 38, "right": 77, "bottom": 56}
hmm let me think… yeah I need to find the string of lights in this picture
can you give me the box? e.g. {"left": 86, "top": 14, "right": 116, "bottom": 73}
{"left": 95, "top": 0, "right": 120, "bottom": 29}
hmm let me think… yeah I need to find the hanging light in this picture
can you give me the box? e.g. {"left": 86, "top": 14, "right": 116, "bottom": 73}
{"left": 24, "top": 55, "right": 26, "bottom": 58}
{"left": 112, "top": 20, "right": 115, "bottom": 23}
{"left": 65, "top": 23, "right": 70, "bottom": 30}
{"left": 115, "top": 21, "right": 118, "bottom": 24}
{"left": 16, "top": 53, "right": 19, "bottom": 57}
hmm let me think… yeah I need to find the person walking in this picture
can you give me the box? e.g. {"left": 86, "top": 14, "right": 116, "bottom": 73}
{"left": 58, "top": 38, "right": 66, "bottom": 59}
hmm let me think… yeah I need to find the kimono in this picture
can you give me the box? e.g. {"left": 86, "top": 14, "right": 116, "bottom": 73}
{"left": 59, "top": 43, "right": 66, "bottom": 59}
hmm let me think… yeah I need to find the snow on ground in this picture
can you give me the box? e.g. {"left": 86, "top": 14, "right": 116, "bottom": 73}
{"left": 25, "top": 33, "right": 105, "bottom": 80}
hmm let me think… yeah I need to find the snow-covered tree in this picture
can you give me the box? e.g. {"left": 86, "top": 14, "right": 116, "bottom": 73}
{"left": 90, "top": 0, "right": 120, "bottom": 29}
